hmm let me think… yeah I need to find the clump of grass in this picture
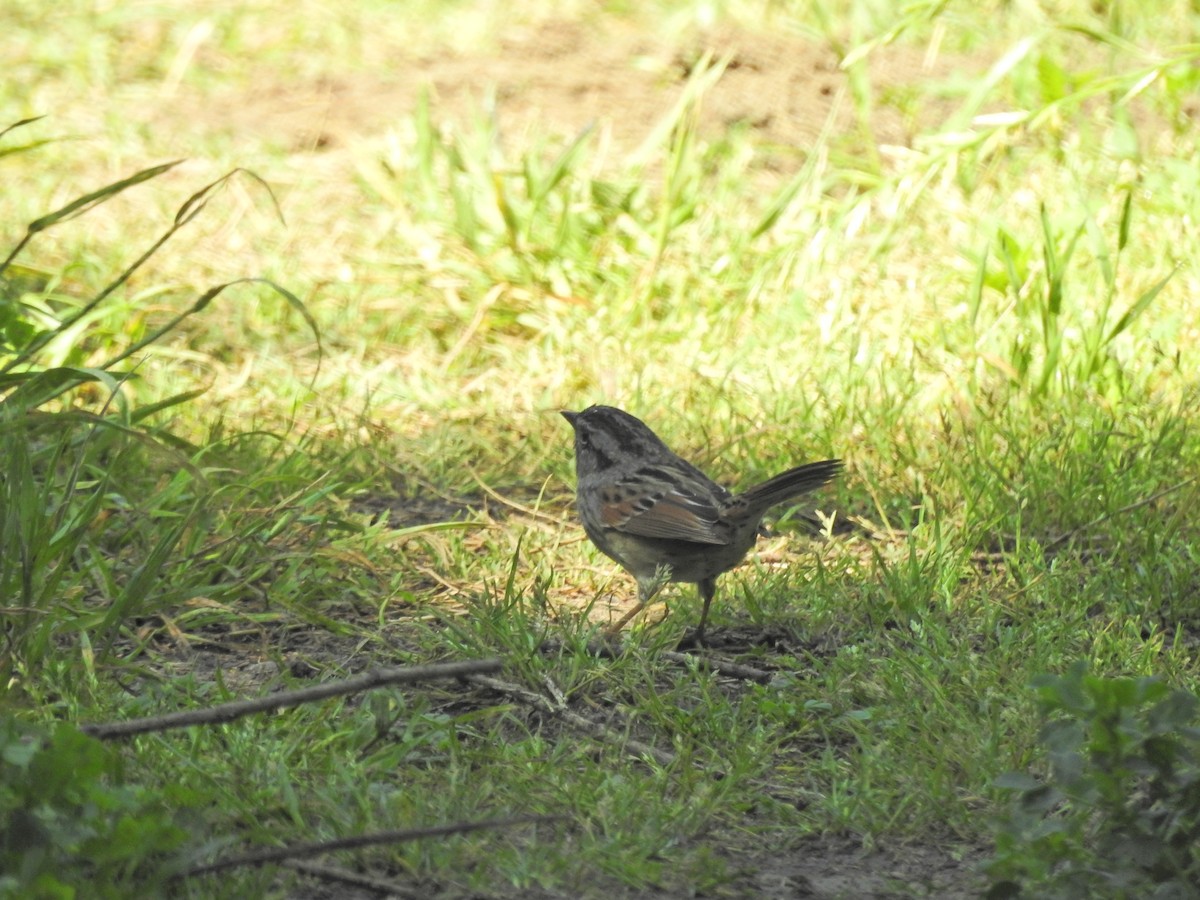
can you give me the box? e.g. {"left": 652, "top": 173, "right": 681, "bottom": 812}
{"left": 0, "top": 119, "right": 321, "bottom": 684}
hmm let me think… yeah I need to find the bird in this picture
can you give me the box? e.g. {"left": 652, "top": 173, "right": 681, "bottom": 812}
{"left": 561, "top": 404, "right": 840, "bottom": 644}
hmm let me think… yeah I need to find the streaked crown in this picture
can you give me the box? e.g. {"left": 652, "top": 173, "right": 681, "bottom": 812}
{"left": 561, "top": 405, "right": 671, "bottom": 473}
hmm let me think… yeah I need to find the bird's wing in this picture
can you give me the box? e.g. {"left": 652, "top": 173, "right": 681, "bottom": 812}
{"left": 596, "top": 473, "right": 728, "bottom": 545}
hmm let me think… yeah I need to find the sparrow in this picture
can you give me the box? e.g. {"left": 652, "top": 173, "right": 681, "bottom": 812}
{"left": 562, "top": 404, "right": 840, "bottom": 643}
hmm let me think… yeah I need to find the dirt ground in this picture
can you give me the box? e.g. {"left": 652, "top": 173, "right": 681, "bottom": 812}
{"left": 150, "top": 16, "right": 990, "bottom": 898}
{"left": 285, "top": 834, "right": 986, "bottom": 899}
{"left": 170, "top": 17, "right": 967, "bottom": 161}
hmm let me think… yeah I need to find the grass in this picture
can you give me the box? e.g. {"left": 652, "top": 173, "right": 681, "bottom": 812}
{"left": 3, "top": 0, "right": 1200, "bottom": 896}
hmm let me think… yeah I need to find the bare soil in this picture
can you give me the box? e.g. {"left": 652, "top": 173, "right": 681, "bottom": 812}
{"left": 165, "top": 18, "right": 969, "bottom": 161}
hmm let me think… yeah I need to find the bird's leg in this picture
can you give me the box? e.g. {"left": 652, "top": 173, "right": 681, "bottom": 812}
{"left": 692, "top": 576, "right": 718, "bottom": 646}
{"left": 605, "top": 564, "right": 671, "bottom": 635}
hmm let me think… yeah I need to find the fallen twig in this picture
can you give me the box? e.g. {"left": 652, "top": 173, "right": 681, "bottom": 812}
{"left": 661, "top": 650, "right": 773, "bottom": 683}
{"left": 82, "top": 658, "right": 503, "bottom": 740}
{"left": 182, "top": 814, "right": 558, "bottom": 879}
{"left": 283, "top": 859, "right": 425, "bottom": 899}
{"left": 1044, "top": 476, "right": 1197, "bottom": 552}
{"left": 473, "top": 666, "right": 805, "bottom": 806}
{"left": 468, "top": 673, "right": 677, "bottom": 768}
{"left": 538, "top": 638, "right": 774, "bottom": 683}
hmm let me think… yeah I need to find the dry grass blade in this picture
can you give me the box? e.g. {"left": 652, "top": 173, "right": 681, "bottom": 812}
{"left": 0, "top": 160, "right": 183, "bottom": 286}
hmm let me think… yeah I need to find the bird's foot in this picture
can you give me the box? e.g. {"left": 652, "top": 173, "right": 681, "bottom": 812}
{"left": 675, "top": 627, "right": 707, "bottom": 651}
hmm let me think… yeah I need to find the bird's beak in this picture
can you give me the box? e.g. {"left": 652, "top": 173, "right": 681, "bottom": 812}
{"left": 560, "top": 410, "right": 579, "bottom": 428}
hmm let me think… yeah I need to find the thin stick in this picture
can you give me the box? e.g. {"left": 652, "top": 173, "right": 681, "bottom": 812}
{"left": 661, "top": 651, "right": 773, "bottom": 683}
{"left": 537, "top": 639, "right": 773, "bottom": 682}
{"left": 81, "top": 658, "right": 503, "bottom": 740}
{"left": 183, "top": 815, "right": 557, "bottom": 879}
{"left": 1045, "top": 476, "right": 1197, "bottom": 552}
{"left": 475, "top": 664, "right": 807, "bottom": 805}
{"left": 468, "top": 674, "right": 677, "bottom": 768}
{"left": 283, "top": 860, "right": 425, "bottom": 899}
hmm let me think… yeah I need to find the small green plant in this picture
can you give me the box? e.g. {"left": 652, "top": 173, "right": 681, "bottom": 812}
{"left": 974, "top": 194, "right": 1173, "bottom": 400}
{"left": 0, "top": 716, "right": 192, "bottom": 899}
{"left": 987, "top": 662, "right": 1200, "bottom": 898}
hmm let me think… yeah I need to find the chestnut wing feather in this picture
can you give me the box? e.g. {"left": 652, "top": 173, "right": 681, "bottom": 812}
{"left": 600, "top": 483, "right": 727, "bottom": 545}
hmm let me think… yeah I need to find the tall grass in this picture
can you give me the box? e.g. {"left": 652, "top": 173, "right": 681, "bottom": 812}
{"left": 0, "top": 122, "right": 320, "bottom": 682}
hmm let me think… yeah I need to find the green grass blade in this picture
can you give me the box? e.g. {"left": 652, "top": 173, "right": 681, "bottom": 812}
{"left": 1104, "top": 270, "right": 1176, "bottom": 346}
{"left": 27, "top": 161, "right": 184, "bottom": 235}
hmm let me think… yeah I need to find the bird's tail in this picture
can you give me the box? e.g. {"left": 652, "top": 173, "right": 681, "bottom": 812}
{"left": 738, "top": 458, "right": 842, "bottom": 514}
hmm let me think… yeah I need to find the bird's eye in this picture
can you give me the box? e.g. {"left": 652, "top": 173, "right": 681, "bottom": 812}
{"left": 578, "top": 431, "right": 590, "bottom": 447}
